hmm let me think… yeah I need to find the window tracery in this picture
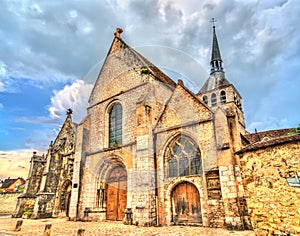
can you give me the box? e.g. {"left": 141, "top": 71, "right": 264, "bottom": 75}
{"left": 166, "top": 136, "right": 202, "bottom": 178}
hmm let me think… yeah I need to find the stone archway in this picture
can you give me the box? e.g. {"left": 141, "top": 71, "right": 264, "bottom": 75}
{"left": 171, "top": 182, "right": 202, "bottom": 224}
{"left": 59, "top": 180, "right": 72, "bottom": 217}
{"left": 106, "top": 165, "right": 127, "bottom": 221}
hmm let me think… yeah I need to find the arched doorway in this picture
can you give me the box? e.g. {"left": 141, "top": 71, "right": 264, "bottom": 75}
{"left": 171, "top": 182, "right": 202, "bottom": 224}
{"left": 59, "top": 180, "right": 72, "bottom": 217}
{"left": 106, "top": 165, "right": 127, "bottom": 221}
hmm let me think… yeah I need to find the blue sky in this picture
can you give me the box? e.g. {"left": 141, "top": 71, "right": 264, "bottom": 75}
{"left": 0, "top": 0, "right": 300, "bottom": 178}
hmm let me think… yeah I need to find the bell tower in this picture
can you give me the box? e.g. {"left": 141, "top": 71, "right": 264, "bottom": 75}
{"left": 197, "top": 19, "right": 245, "bottom": 139}
{"left": 196, "top": 20, "right": 252, "bottom": 230}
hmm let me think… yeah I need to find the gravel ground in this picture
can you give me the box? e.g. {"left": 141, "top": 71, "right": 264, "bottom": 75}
{"left": 0, "top": 215, "right": 255, "bottom": 236}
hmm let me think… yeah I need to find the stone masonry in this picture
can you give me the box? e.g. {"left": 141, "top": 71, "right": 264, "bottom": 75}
{"left": 13, "top": 26, "right": 299, "bottom": 234}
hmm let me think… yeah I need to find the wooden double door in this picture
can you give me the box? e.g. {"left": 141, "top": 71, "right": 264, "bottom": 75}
{"left": 171, "top": 182, "right": 202, "bottom": 223}
{"left": 106, "top": 166, "right": 127, "bottom": 221}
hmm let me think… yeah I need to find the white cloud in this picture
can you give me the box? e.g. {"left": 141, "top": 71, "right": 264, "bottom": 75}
{"left": 48, "top": 80, "right": 93, "bottom": 123}
{"left": 247, "top": 117, "right": 290, "bottom": 133}
{"left": 0, "top": 0, "right": 299, "bottom": 154}
{"left": 0, "top": 81, "right": 4, "bottom": 93}
{"left": 0, "top": 149, "right": 43, "bottom": 179}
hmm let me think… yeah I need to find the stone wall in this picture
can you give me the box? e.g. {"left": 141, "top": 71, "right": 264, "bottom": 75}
{"left": 239, "top": 140, "right": 300, "bottom": 235}
{"left": 0, "top": 192, "right": 20, "bottom": 214}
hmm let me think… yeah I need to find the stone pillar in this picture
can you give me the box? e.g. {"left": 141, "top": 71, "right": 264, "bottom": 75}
{"left": 219, "top": 164, "right": 250, "bottom": 230}
{"left": 69, "top": 124, "right": 88, "bottom": 220}
{"left": 130, "top": 103, "right": 157, "bottom": 226}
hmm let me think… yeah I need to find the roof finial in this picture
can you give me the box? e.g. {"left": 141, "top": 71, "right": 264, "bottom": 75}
{"left": 67, "top": 108, "right": 73, "bottom": 116}
{"left": 114, "top": 28, "right": 123, "bottom": 37}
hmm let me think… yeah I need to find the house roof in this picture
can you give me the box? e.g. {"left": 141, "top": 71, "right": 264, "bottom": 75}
{"left": 1, "top": 177, "right": 25, "bottom": 188}
{"left": 243, "top": 128, "right": 294, "bottom": 143}
{"left": 237, "top": 132, "right": 300, "bottom": 154}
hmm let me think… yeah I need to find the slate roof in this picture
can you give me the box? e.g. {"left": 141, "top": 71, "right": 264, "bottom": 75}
{"left": 198, "top": 25, "right": 230, "bottom": 94}
{"left": 211, "top": 26, "right": 222, "bottom": 63}
{"left": 198, "top": 72, "right": 230, "bottom": 94}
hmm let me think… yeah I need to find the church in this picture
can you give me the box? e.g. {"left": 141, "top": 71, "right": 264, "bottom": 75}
{"left": 14, "top": 25, "right": 300, "bottom": 233}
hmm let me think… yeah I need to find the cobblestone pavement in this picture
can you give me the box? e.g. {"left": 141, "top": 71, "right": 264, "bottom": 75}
{"left": 0, "top": 215, "right": 255, "bottom": 236}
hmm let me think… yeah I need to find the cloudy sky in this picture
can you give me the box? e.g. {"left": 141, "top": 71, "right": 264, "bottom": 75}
{"left": 0, "top": 0, "right": 299, "bottom": 178}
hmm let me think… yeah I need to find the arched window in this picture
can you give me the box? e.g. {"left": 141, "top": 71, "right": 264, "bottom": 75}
{"left": 109, "top": 103, "right": 122, "bottom": 147}
{"left": 202, "top": 95, "right": 208, "bottom": 105}
{"left": 211, "top": 93, "right": 217, "bottom": 107}
{"left": 220, "top": 90, "right": 226, "bottom": 104}
{"left": 166, "top": 136, "right": 202, "bottom": 178}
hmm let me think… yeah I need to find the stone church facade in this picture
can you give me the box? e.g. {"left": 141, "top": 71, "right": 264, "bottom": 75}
{"left": 15, "top": 26, "right": 300, "bottom": 233}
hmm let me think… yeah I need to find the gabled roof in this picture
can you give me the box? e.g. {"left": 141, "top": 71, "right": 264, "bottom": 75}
{"left": 237, "top": 130, "right": 300, "bottom": 154}
{"left": 128, "top": 44, "right": 177, "bottom": 88}
{"left": 88, "top": 30, "right": 176, "bottom": 105}
{"left": 244, "top": 128, "right": 294, "bottom": 143}
{"left": 1, "top": 177, "right": 25, "bottom": 188}
{"left": 154, "top": 80, "right": 213, "bottom": 133}
{"left": 50, "top": 109, "right": 76, "bottom": 153}
{"left": 237, "top": 134, "right": 300, "bottom": 154}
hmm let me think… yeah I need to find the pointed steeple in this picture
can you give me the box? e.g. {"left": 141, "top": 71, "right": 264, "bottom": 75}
{"left": 198, "top": 19, "right": 230, "bottom": 94}
{"left": 210, "top": 19, "right": 224, "bottom": 74}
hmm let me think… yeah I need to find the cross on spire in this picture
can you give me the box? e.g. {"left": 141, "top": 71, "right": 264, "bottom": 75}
{"left": 211, "top": 18, "right": 217, "bottom": 28}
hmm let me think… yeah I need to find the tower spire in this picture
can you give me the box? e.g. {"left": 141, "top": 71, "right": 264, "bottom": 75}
{"left": 210, "top": 18, "right": 224, "bottom": 74}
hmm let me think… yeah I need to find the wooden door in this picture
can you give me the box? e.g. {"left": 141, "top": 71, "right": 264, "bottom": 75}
{"left": 106, "top": 166, "right": 127, "bottom": 221}
{"left": 171, "top": 182, "right": 202, "bottom": 223}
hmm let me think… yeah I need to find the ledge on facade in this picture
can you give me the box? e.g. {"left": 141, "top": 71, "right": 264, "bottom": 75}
{"left": 17, "top": 193, "right": 37, "bottom": 198}
{"left": 36, "top": 192, "right": 55, "bottom": 196}
{"left": 86, "top": 141, "right": 136, "bottom": 156}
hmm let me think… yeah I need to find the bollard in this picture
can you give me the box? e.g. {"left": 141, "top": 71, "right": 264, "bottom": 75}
{"left": 43, "top": 223, "right": 52, "bottom": 236}
{"left": 77, "top": 228, "right": 85, "bottom": 236}
{"left": 14, "top": 219, "right": 23, "bottom": 232}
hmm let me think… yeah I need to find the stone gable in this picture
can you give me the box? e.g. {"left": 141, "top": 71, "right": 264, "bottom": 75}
{"left": 155, "top": 81, "right": 212, "bottom": 134}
